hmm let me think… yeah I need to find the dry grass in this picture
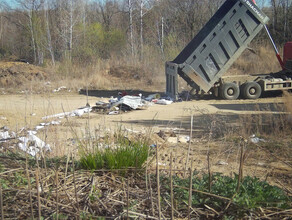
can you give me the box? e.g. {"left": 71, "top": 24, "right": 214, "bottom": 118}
{"left": 283, "top": 91, "right": 292, "bottom": 113}
{"left": 227, "top": 43, "right": 281, "bottom": 75}
{"left": 0, "top": 43, "right": 284, "bottom": 94}
{"left": 283, "top": 91, "right": 292, "bottom": 127}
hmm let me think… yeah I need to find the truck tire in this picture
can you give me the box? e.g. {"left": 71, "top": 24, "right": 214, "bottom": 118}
{"left": 219, "top": 83, "right": 240, "bottom": 100}
{"left": 241, "top": 82, "right": 262, "bottom": 99}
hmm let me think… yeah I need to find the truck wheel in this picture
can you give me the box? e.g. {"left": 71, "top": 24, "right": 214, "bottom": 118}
{"left": 241, "top": 82, "right": 262, "bottom": 99}
{"left": 219, "top": 83, "right": 240, "bottom": 100}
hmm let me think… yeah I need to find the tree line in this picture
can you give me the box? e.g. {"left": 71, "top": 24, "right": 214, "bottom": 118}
{"left": 0, "top": 0, "right": 291, "bottom": 66}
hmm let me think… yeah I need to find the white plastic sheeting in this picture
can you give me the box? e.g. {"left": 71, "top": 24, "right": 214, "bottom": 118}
{"left": 18, "top": 131, "right": 51, "bottom": 156}
{"left": 112, "top": 95, "right": 143, "bottom": 110}
{"left": 156, "top": 99, "right": 173, "bottom": 105}
{"left": 42, "top": 107, "right": 92, "bottom": 120}
{"left": 0, "top": 131, "right": 10, "bottom": 140}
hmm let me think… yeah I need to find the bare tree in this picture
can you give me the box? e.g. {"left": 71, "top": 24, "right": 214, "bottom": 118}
{"left": 16, "top": 0, "right": 44, "bottom": 64}
{"left": 43, "top": 0, "right": 55, "bottom": 65}
{"left": 56, "top": 0, "right": 84, "bottom": 61}
{"left": 128, "top": 0, "right": 134, "bottom": 57}
{"left": 98, "top": 0, "right": 119, "bottom": 31}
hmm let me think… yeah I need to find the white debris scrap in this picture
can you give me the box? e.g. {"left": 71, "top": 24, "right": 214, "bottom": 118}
{"left": 0, "top": 116, "right": 7, "bottom": 120}
{"left": 250, "top": 134, "right": 266, "bottom": 144}
{"left": 18, "top": 131, "right": 51, "bottom": 156}
{"left": 112, "top": 95, "right": 144, "bottom": 110}
{"left": 217, "top": 160, "right": 229, "bottom": 166}
{"left": 109, "top": 97, "right": 118, "bottom": 103}
{"left": 0, "top": 129, "right": 17, "bottom": 143}
{"left": 42, "top": 112, "right": 71, "bottom": 120}
{"left": 0, "top": 131, "right": 10, "bottom": 140}
{"left": 42, "top": 107, "right": 92, "bottom": 120}
{"left": 35, "top": 120, "right": 61, "bottom": 131}
{"left": 108, "top": 111, "right": 119, "bottom": 115}
{"left": 51, "top": 120, "right": 61, "bottom": 125}
{"left": 72, "top": 107, "right": 91, "bottom": 116}
{"left": 53, "top": 86, "right": 67, "bottom": 93}
{"left": 156, "top": 99, "right": 173, "bottom": 105}
{"left": 178, "top": 135, "right": 190, "bottom": 143}
{"left": 35, "top": 125, "right": 45, "bottom": 130}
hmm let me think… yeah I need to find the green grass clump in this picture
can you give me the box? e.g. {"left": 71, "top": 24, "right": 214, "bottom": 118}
{"left": 161, "top": 172, "right": 291, "bottom": 212}
{"left": 79, "top": 136, "right": 149, "bottom": 170}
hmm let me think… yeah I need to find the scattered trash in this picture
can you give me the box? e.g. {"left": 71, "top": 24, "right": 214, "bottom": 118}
{"left": 250, "top": 134, "right": 266, "bottom": 143}
{"left": 156, "top": 99, "right": 173, "bottom": 105}
{"left": 92, "top": 101, "right": 109, "bottom": 113}
{"left": 91, "top": 92, "right": 176, "bottom": 115}
{"left": 167, "top": 137, "right": 178, "bottom": 144}
{"left": 257, "top": 162, "right": 266, "bottom": 167}
{"left": 42, "top": 112, "right": 71, "bottom": 120}
{"left": 125, "top": 128, "right": 141, "bottom": 134}
{"left": 35, "top": 125, "right": 45, "bottom": 130}
{"left": 0, "top": 116, "right": 7, "bottom": 120}
{"left": 51, "top": 121, "right": 61, "bottom": 125}
{"left": 42, "top": 107, "right": 91, "bottom": 120}
{"left": 108, "top": 111, "right": 119, "bottom": 115}
{"left": 217, "top": 160, "right": 228, "bottom": 166}
{"left": 178, "top": 135, "right": 190, "bottom": 143}
{"left": 145, "top": 93, "right": 161, "bottom": 102}
{"left": 53, "top": 86, "right": 67, "bottom": 93}
{"left": 96, "top": 101, "right": 107, "bottom": 106}
{"left": 18, "top": 131, "right": 51, "bottom": 156}
{"left": 112, "top": 95, "right": 144, "bottom": 110}
{"left": 0, "top": 131, "right": 10, "bottom": 140}
{"left": 157, "top": 130, "right": 166, "bottom": 139}
{"left": 109, "top": 97, "right": 118, "bottom": 103}
{"left": 72, "top": 107, "right": 91, "bottom": 117}
{"left": 179, "top": 90, "right": 191, "bottom": 101}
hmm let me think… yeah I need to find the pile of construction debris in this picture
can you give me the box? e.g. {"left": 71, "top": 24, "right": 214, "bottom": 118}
{"left": 93, "top": 92, "right": 173, "bottom": 115}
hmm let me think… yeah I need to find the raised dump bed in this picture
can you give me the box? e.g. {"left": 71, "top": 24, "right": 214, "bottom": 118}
{"left": 166, "top": 0, "right": 269, "bottom": 99}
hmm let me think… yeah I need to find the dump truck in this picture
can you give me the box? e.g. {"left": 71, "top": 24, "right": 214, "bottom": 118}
{"left": 166, "top": 0, "right": 292, "bottom": 100}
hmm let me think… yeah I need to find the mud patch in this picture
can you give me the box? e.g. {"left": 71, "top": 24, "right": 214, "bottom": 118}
{"left": 0, "top": 61, "right": 47, "bottom": 87}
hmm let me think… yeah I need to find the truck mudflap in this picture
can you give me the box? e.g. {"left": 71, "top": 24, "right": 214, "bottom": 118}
{"left": 166, "top": 0, "right": 269, "bottom": 99}
{"left": 165, "top": 62, "right": 179, "bottom": 100}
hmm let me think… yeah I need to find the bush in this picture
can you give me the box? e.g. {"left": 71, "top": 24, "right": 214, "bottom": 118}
{"left": 73, "top": 22, "right": 126, "bottom": 62}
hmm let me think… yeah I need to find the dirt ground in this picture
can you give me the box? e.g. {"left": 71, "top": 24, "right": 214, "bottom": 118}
{"left": 0, "top": 92, "right": 287, "bottom": 134}
{"left": 0, "top": 92, "right": 291, "bottom": 193}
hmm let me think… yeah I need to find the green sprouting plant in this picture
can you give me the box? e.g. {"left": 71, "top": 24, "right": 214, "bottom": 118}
{"left": 13, "top": 172, "right": 28, "bottom": 187}
{"left": 52, "top": 213, "right": 69, "bottom": 220}
{"left": 161, "top": 172, "right": 291, "bottom": 212}
{"left": 0, "top": 162, "right": 3, "bottom": 172}
{"left": 79, "top": 135, "right": 149, "bottom": 170}
{"left": 0, "top": 179, "right": 9, "bottom": 189}
{"left": 80, "top": 212, "right": 98, "bottom": 220}
{"left": 89, "top": 185, "right": 101, "bottom": 202}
